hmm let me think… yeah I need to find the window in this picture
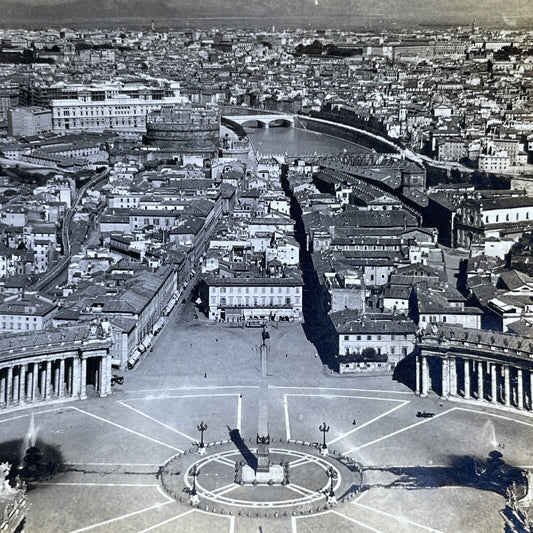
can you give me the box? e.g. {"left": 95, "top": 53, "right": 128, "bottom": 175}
{"left": 356, "top": 335, "right": 361, "bottom": 340}
{"left": 390, "top": 347, "right": 395, "bottom": 354}
{"left": 367, "top": 335, "right": 372, "bottom": 340}
{"left": 344, "top": 335, "right": 349, "bottom": 341}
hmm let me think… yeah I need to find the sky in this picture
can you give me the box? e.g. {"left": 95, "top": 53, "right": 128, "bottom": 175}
{"left": 1, "top": 0, "right": 532, "bottom": 27}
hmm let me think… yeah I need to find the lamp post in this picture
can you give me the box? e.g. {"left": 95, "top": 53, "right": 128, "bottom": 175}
{"left": 326, "top": 466, "right": 338, "bottom": 504}
{"left": 189, "top": 464, "right": 200, "bottom": 505}
{"left": 319, "top": 422, "right": 330, "bottom": 456}
{"left": 197, "top": 421, "right": 208, "bottom": 454}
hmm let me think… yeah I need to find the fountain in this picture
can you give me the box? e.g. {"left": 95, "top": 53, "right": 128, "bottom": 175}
{"left": 19, "top": 412, "right": 39, "bottom": 469}
{"left": 481, "top": 419, "right": 498, "bottom": 449}
{"left": 16, "top": 412, "right": 57, "bottom": 481}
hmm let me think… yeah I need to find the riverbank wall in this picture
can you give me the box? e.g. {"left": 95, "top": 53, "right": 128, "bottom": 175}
{"left": 296, "top": 115, "right": 400, "bottom": 154}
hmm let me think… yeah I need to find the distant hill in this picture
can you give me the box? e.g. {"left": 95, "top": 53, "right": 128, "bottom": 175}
{"left": 0, "top": 0, "right": 531, "bottom": 27}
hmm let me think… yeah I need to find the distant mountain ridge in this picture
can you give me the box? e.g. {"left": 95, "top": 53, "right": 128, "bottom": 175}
{"left": 0, "top": 0, "right": 530, "bottom": 25}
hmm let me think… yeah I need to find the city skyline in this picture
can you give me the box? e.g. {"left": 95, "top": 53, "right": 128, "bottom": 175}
{"left": 0, "top": 15, "right": 532, "bottom": 533}
{"left": 0, "top": 0, "right": 532, "bottom": 28}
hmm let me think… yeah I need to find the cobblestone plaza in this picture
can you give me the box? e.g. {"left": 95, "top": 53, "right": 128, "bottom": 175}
{"left": 1, "top": 302, "right": 531, "bottom": 533}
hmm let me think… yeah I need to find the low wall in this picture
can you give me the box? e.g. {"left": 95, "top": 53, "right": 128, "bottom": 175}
{"left": 296, "top": 116, "right": 400, "bottom": 154}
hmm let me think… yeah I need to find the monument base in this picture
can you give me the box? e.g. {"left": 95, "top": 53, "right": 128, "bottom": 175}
{"left": 320, "top": 446, "right": 329, "bottom": 456}
{"left": 326, "top": 493, "right": 337, "bottom": 505}
{"left": 241, "top": 464, "right": 285, "bottom": 485}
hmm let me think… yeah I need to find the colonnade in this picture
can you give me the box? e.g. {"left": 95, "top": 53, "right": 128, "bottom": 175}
{"left": 416, "top": 354, "right": 533, "bottom": 411}
{"left": 0, "top": 354, "right": 111, "bottom": 409}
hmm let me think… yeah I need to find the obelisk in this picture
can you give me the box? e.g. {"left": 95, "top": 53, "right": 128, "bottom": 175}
{"left": 256, "top": 326, "right": 270, "bottom": 473}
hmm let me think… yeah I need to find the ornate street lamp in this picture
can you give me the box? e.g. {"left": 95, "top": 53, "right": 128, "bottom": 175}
{"left": 197, "top": 421, "right": 208, "bottom": 454}
{"left": 319, "top": 422, "right": 330, "bottom": 456}
{"left": 189, "top": 464, "right": 200, "bottom": 505}
{"left": 326, "top": 466, "right": 338, "bottom": 505}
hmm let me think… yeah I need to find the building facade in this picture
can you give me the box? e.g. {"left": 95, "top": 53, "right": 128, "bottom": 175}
{"left": 202, "top": 273, "right": 303, "bottom": 321}
{"left": 0, "top": 323, "right": 113, "bottom": 411}
{"left": 50, "top": 82, "right": 186, "bottom": 133}
{"left": 7, "top": 106, "right": 52, "bottom": 137}
{"left": 416, "top": 324, "right": 533, "bottom": 414}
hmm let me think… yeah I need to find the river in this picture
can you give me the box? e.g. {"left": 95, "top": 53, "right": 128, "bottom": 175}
{"left": 245, "top": 126, "right": 369, "bottom": 156}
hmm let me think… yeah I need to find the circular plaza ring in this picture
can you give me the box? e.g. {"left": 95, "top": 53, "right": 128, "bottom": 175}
{"left": 160, "top": 440, "right": 363, "bottom": 516}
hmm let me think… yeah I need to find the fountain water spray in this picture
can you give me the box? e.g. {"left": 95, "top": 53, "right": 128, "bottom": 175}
{"left": 19, "top": 412, "right": 39, "bottom": 468}
{"left": 481, "top": 419, "right": 498, "bottom": 449}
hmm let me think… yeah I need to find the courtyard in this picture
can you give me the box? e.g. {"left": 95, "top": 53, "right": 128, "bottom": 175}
{"left": 1, "top": 300, "right": 532, "bottom": 533}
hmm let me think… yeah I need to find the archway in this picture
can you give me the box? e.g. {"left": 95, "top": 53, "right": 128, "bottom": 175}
{"left": 241, "top": 119, "right": 267, "bottom": 129}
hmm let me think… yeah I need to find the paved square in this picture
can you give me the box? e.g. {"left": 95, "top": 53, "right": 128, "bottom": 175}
{"left": 0, "top": 301, "right": 531, "bottom": 532}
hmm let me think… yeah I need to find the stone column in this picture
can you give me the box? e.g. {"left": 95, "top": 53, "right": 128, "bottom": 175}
{"left": 491, "top": 364, "right": 498, "bottom": 404}
{"left": 80, "top": 358, "right": 87, "bottom": 400}
{"left": 504, "top": 365, "right": 511, "bottom": 407}
{"left": 12, "top": 369, "right": 19, "bottom": 403}
{"left": 464, "top": 359, "right": 470, "bottom": 399}
{"left": 6, "top": 366, "right": 13, "bottom": 405}
{"left": 71, "top": 358, "right": 80, "bottom": 397}
{"left": 449, "top": 356, "right": 457, "bottom": 396}
{"left": 517, "top": 368, "right": 524, "bottom": 410}
{"left": 477, "top": 361, "right": 484, "bottom": 401}
{"left": 40, "top": 364, "right": 46, "bottom": 398}
{"left": 421, "top": 356, "right": 430, "bottom": 397}
{"left": 59, "top": 359, "right": 65, "bottom": 398}
{"left": 32, "top": 363, "right": 39, "bottom": 401}
{"left": 54, "top": 363, "right": 60, "bottom": 397}
{"left": 102, "top": 356, "right": 112, "bottom": 396}
{"left": 67, "top": 360, "right": 73, "bottom": 396}
{"left": 19, "top": 364, "right": 26, "bottom": 403}
{"left": 441, "top": 358, "right": 450, "bottom": 397}
{"left": 415, "top": 356, "right": 421, "bottom": 395}
{"left": 0, "top": 371, "right": 5, "bottom": 405}
{"left": 97, "top": 358, "right": 102, "bottom": 396}
{"left": 530, "top": 371, "right": 533, "bottom": 410}
{"left": 0, "top": 371, "right": 6, "bottom": 405}
{"left": 27, "top": 367, "right": 33, "bottom": 403}
{"left": 45, "top": 361, "right": 52, "bottom": 400}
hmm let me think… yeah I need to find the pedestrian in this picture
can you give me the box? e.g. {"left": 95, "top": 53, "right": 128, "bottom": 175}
{"left": 352, "top": 419, "right": 356, "bottom": 426}
{"left": 216, "top": 338, "right": 218, "bottom": 342}
{"left": 204, "top": 372, "right": 207, "bottom": 378}
{"left": 285, "top": 353, "right": 288, "bottom": 357}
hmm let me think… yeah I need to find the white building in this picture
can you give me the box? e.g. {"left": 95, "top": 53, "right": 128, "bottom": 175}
{"left": 51, "top": 81, "right": 186, "bottom": 133}
{"left": 202, "top": 272, "right": 303, "bottom": 322}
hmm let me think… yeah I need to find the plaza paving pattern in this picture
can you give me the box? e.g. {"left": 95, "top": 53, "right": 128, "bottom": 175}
{"left": 1, "top": 302, "right": 532, "bottom": 533}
